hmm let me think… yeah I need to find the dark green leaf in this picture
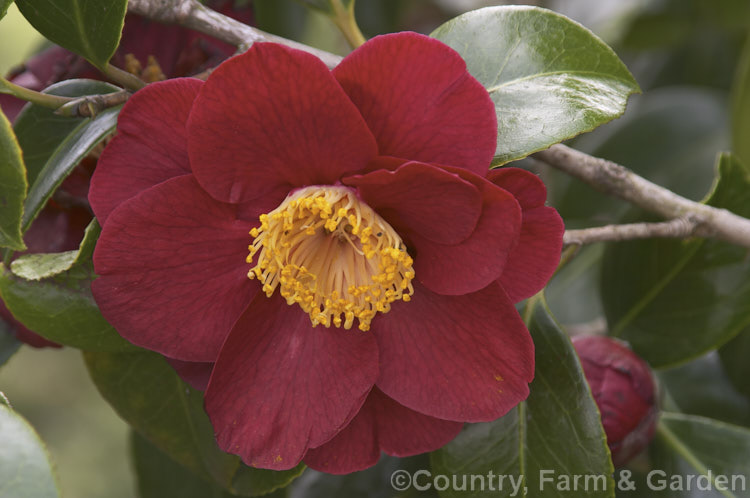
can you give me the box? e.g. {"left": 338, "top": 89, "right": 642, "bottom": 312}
{"left": 84, "top": 350, "right": 303, "bottom": 496}
{"left": 0, "top": 318, "right": 21, "bottom": 368}
{"left": 13, "top": 79, "right": 120, "bottom": 186}
{"left": 431, "top": 298, "right": 614, "bottom": 498}
{"left": 628, "top": 413, "right": 750, "bottom": 498}
{"left": 0, "top": 401, "right": 60, "bottom": 498}
{"left": 289, "top": 454, "right": 436, "bottom": 498}
{"left": 602, "top": 153, "right": 750, "bottom": 368}
{"left": 0, "top": 109, "right": 27, "bottom": 251}
{"left": 232, "top": 464, "right": 306, "bottom": 497}
{"left": 660, "top": 353, "right": 750, "bottom": 428}
{"left": 131, "top": 431, "right": 243, "bottom": 498}
{"left": 0, "top": 220, "right": 136, "bottom": 351}
{"left": 719, "top": 329, "right": 750, "bottom": 400}
{"left": 21, "top": 102, "right": 119, "bottom": 233}
{"left": 431, "top": 6, "right": 639, "bottom": 165}
{"left": 731, "top": 37, "right": 750, "bottom": 165}
{"left": 0, "top": 0, "right": 13, "bottom": 20}
{"left": 15, "top": 0, "right": 126, "bottom": 68}
{"left": 550, "top": 88, "right": 728, "bottom": 226}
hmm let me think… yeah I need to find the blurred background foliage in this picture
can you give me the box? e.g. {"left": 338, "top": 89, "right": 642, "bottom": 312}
{"left": 1, "top": 0, "right": 750, "bottom": 496}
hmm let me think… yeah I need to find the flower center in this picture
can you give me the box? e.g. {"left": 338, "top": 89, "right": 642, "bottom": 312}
{"left": 247, "top": 186, "right": 415, "bottom": 331}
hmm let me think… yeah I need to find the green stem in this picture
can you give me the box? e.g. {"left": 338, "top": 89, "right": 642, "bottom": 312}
{"left": 656, "top": 422, "right": 737, "bottom": 498}
{"left": 102, "top": 64, "right": 147, "bottom": 91}
{"left": 0, "top": 76, "right": 73, "bottom": 110}
{"left": 330, "top": 0, "right": 366, "bottom": 48}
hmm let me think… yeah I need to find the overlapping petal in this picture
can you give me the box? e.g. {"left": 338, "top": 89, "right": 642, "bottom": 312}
{"left": 205, "top": 293, "right": 379, "bottom": 470}
{"left": 333, "top": 32, "right": 497, "bottom": 176}
{"left": 92, "top": 175, "right": 258, "bottom": 362}
{"left": 409, "top": 167, "right": 522, "bottom": 295}
{"left": 90, "top": 78, "right": 201, "bottom": 223}
{"left": 343, "top": 161, "right": 482, "bottom": 245}
{"left": 188, "top": 43, "right": 378, "bottom": 204}
{"left": 489, "top": 168, "right": 564, "bottom": 302}
{"left": 374, "top": 281, "right": 534, "bottom": 422}
{"left": 305, "top": 387, "right": 462, "bottom": 474}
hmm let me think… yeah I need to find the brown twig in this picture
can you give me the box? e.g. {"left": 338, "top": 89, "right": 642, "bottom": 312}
{"left": 563, "top": 217, "right": 706, "bottom": 247}
{"left": 126, "top": 0, "right": 344, "bottom": 68}
{"left": 534, "top": 144, "right": 750, "bottom": 249}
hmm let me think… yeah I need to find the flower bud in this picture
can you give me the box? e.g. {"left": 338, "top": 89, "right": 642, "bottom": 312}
{"left": 572, "top": 335, "right": 658, "bottom": 467}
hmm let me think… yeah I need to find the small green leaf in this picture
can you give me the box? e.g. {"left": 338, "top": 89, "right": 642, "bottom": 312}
{"left": 15, "top": 0, "right": 127, "bottom": 69}
{"left": 13, "top": 79, "right": 120, "bottom": 186}
{"left": 10, "top": 219, "right": 100, "bottom": 280}
{"left": 602, "top": 152, "right": 750, "bottom": 368}
{"left": 431, "top": 297, "right": 614, "bottom": 498}
{"left": 0, "top": 401, "right": 60, "bottom": 498}
{"left": 21, "top": 102, "right": 119, "bottom": 234}
{"left": 731, "top": 37, "right": 750, "bottom": 165}
{"left": 85, "top": 351, "right": 304, "bottom": 495}
{"left": 0, "top": 0, "right": 13, "bottom": 20}
{"left": 0, "top": 220, "right": 136, "bottom": 351}
{"left": 131, "top": 431, "right": 240, "bottom": 498}
{"left": 431, "top": 6, "right": 640, "bottom": 165}
{"left": 652, "top": 413, "right": 750, "bottom": 498}
{"left": 0, "top": 109, "right": 27, "bottom": 251}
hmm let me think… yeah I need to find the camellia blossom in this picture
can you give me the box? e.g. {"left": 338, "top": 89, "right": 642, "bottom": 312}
{"left": 89, "top": 32, "right": 564, "bottom": 473}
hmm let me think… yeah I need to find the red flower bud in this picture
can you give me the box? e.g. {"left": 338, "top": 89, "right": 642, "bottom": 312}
{"left": 572, "top": 335, "right": 658, "bottom": 467}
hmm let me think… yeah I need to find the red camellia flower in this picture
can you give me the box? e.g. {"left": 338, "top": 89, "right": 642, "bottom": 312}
{"left": 89, "top": 32, "right": 564, "bottom": 473}
{"left": 572, "top": 335, "right": 659, "bottom": 467}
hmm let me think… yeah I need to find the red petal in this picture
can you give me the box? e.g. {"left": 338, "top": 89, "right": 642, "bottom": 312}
{"left": 92, "top": 175, "right": 257, "bottom": 362}
{"left": 303, "top": 391, "right": 380, "bottom": 474}
{"left": 333, "top": 32, "right": 497, "bottom": 176}
{"left": 305, "top": 388, "right": 462, "bottom": 474}
{"left": 410, "top": 170, "right": 522, "bottom": 295}
{"left": 188, "top": 43, "right": 378, "bottom": 204}
{"left": 205, "top": 293, "right": 378, "bottom": 470}
{"left": 164, "top": 357, "right": 213, "bottom": 391}
{"left": 489, "top": 168, "right": 564, "bottom": 302}
{"left": 90, "top": 78, "right": 201, "bottom": 223}
{"left": 374, "top": 281, "right": 534, "bottom": 422}
{"left": 343, "top": 161, "right": 482, "bottom": 245}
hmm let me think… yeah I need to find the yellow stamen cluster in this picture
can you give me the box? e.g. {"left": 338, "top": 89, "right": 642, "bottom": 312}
{"left": 247, "top": 186, "right": 415, "bottom": 331}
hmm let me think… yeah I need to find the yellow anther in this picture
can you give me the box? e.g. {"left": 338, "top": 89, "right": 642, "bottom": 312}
{"left": 246, "top": 186, "right": 415, "bottom": 331}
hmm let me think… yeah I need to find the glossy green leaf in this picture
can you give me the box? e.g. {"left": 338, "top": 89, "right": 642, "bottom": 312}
{"left": 550, "top": 88, "right": 728, "bottom": 226}
{"left": 85, "top": 350, "right": 304, "bottom": 496}
{"left": 660, "top": 353, "right": 750, "bottom": 428}
{"left": 21, "top": 102, "right": 119, "bottom": 234}
{"left": 431, "top": 298, "right": 614, "bottom": 498}
{"left": 602, "top": 153, "right": 750, "bottom": 368}
{"left": 131, "top": 431, "right": 242, "bottom": 498}
{"left": 0, "top": 220, "right": 136, "bottom": 351}
{"left": 719, "top": 329, "right": 750, "bottom": 401}
{"left": 0, "top": 109, "right": 27, "bottom": 251}
{"left": 15, "top": 0, "right": 126, "bottom": 69}
{"left": 0, "top": 401, "right": 60, "bottom": 498}
{"left": 651, "top": 413, "right": 750, "bottom": 498}
{"left": 0, "top": 0, "right": 12, "bottom": 20}
{"left": 10, "top": 219, "right": 99, "bottom": 280}
{"left": 13, "top": 79, "right": 120, "bottom": 186}
{"left": 731, "top": 37, "right": 750, "bottom": 165}
{"left": 0, "top": 319, "right": 21, "bottom": 368}
{"left": 431, "top": 6, "right": 640, "bottom": 165}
